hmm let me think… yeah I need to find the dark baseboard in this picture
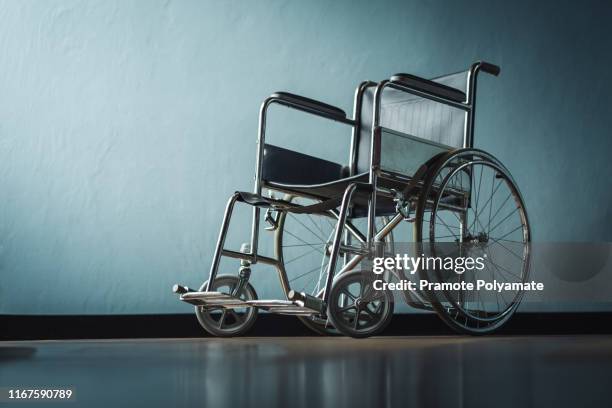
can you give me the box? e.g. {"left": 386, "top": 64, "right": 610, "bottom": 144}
{"left": 2, "top": 312, "right": 611, "bottom": 341}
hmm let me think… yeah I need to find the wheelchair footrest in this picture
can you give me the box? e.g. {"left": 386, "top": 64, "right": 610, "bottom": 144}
{"left": 178, "top": 290, "right": 321, "bottom": 315}
{"left": 246, "top": 300, "right": 320, "bottom": 316}
{"left": 179, "top": 291, "right": 248, "bottom": 308}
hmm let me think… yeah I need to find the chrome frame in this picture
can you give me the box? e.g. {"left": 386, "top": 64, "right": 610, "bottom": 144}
{"left": 204, "top": 61, "right": 496, "bottom": 309}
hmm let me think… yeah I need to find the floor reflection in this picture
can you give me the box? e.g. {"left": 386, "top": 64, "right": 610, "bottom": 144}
{"left": 0, "top": 336, "right": 610, "bottom": 407}
{"left": 0, "top": 346, "right": 36, "bottom": 362}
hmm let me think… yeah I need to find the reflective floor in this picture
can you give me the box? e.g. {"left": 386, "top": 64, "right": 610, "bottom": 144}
{"left": 1, "top": 336, "right": 611, "bottom": 407}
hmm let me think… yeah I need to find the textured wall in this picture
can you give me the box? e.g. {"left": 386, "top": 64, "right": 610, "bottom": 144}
{"left": 0, "top": 0, "right": 610, "bottom": 314}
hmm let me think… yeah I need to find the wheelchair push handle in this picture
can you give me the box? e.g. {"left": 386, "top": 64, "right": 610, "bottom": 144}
{"left": 476, "top": 61, "right": 501, "bottom": 76}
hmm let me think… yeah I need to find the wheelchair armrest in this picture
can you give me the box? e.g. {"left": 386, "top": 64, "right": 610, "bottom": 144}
{"left": 389, "top": 73, "right": 466, "bottom": 103}
{"left": 271, "top": 92, "right": 347, "bottom": 122}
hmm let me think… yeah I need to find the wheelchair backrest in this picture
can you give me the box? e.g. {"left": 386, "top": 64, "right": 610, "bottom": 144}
{"left": 355, "top": 71, "right": 469, "bottom": 175}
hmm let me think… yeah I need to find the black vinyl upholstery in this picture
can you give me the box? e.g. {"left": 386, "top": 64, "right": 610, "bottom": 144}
{"left": 266, "top": 177, "right": 397, "bottom": 217}
{"left": 261, "top": 144, "right": 397, "bottom": 216}
{"left": 356, "top": 71, "right": 468, "bottom": 174}
{"left": 271, "top": 92, "right": 347, "bottom": 120}
{"left": 390, "top": 74, "right": 466, "bottom": 103}
{"left": 262, "top": 144, "right": 348, "bottom": 186}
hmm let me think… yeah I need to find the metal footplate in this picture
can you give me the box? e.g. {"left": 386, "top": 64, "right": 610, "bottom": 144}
{"left": 180, "top": 291, "right": 249, "bottom": 308}
{"left": 173, "top": 284, "right": 247, "bottom": 308}
{"left": 248, "top": 291, "right": 325, "bottom": 316}
{"left": 245, "top": 300, "right": 319, "bottom": 316}
{"left": 173, "top": 284, "right": 324, "bottom": 315}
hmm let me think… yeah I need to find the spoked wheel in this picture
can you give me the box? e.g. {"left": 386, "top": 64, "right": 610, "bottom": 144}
{"left": 195, "top": 275, "right": 258, "bottom": 337}
{"left": 274, "top": 195, "right": 394, "bottom": 335}
{"left": 327, "top": 270, "right": 394, "bottom": 338}
{"left": 415, "top": 149, "right": 530, "bottom": 334}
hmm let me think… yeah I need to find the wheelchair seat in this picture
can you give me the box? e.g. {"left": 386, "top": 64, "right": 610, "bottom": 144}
{"left": 262, "top": 144, "right": 349, "bottom": 186}
{"left": 262, "top": 144, "right": 398, "bottom": 216}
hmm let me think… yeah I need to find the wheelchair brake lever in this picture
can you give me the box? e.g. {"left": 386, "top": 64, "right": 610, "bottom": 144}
{"left": 264, "top": 208, "right": 280, "bottom": 231}
{"left": 391, "top": 189, "right": 413, "bottom": 220}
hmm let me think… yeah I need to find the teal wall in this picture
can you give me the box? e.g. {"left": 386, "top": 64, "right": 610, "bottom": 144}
{"left": 0, "top": 0, "right": 610, "bottom": 314}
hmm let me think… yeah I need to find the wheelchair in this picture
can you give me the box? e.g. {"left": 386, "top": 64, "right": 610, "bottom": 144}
{"left": 173, "top": 61, "right": 531, "bottom": 338}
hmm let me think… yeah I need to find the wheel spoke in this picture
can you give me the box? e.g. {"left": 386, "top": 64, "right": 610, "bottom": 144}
{"left": 283, "top": 229, "right": 327, "bottom": 254}
{"left": 486, "top": 252, "right": 522, "bottom": 280}
{"left": 339, "top": 305, "right": 356, "bottom": 313}
{"left": 488, "top": 207, "right": 520, "bottom": 235}
{"left": 363, "top": 307, "right": 378, "bottom": 319}
{"left": 491, "top": 238, "right": 525, "bottom": 262}
{"left": 289, "top": 264, "right": 325, "bottom": 283}
{"left": 474, "top": 164, "right": 483, "bottom": 218}
{"left": 436, "top": 214, "right": 460, "bottom": 241}
{"left": 491, "top": 224, "right": 525, "bottom": 242}
{"left": 284, "top": 246, "right": 324, "bottom": 265}
{"left": 341, "top": 288, "right": 357, "bottom": 301}
{"left": 288, "top": 213, "right": 327, "bottom": 241}
{"left": 487, "top": 191, "right": 513, "bottom": 230}
{"left": 306, "top": 213, "right": 326, "bottom": 238}
{"left": 486, "top": 170, "right": 496, "bottom": 233}
{"left": 229, "top": 309, "right": 243, "bottom": 323}
{"left": 218, "top": 309, "right": 227, "bottom": 329}
{"left": 282, "top": 242, "right": 326, "bottom": 248}
{"left": 469, "top": 178, "right": 502, "bottom": 232}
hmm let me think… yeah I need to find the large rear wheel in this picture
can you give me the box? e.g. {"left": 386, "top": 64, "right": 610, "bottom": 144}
{"left": 414, "top": 150, "right": 531, "bottom": 334}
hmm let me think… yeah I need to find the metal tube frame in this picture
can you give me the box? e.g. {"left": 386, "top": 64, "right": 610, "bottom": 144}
{"left": 205, "top": 192, "right": 241, "bottom": 291}
{"left": 204, "top": 62, "right": 491, "bottom": 307}
{"left": 320, "top": 183, "right": 358, "bottom": 301}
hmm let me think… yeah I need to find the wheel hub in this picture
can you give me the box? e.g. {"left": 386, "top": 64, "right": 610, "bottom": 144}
{"left": 465, "top": 232, "right": 489, "bottom": 244}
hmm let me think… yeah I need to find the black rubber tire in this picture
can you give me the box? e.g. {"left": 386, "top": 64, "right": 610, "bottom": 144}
{"left": 327, "top": 270, "right": 394, "bottom": 338}
{"left": 195, "top": 275, "right": 258, "bottom": 337}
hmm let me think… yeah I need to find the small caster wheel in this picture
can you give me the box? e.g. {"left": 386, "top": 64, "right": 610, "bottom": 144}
{"left": 195, "top": 275, "right": 258, "bottom": 337}
{"left": 327, "top": 270, "right": 394, "bottom": 338}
